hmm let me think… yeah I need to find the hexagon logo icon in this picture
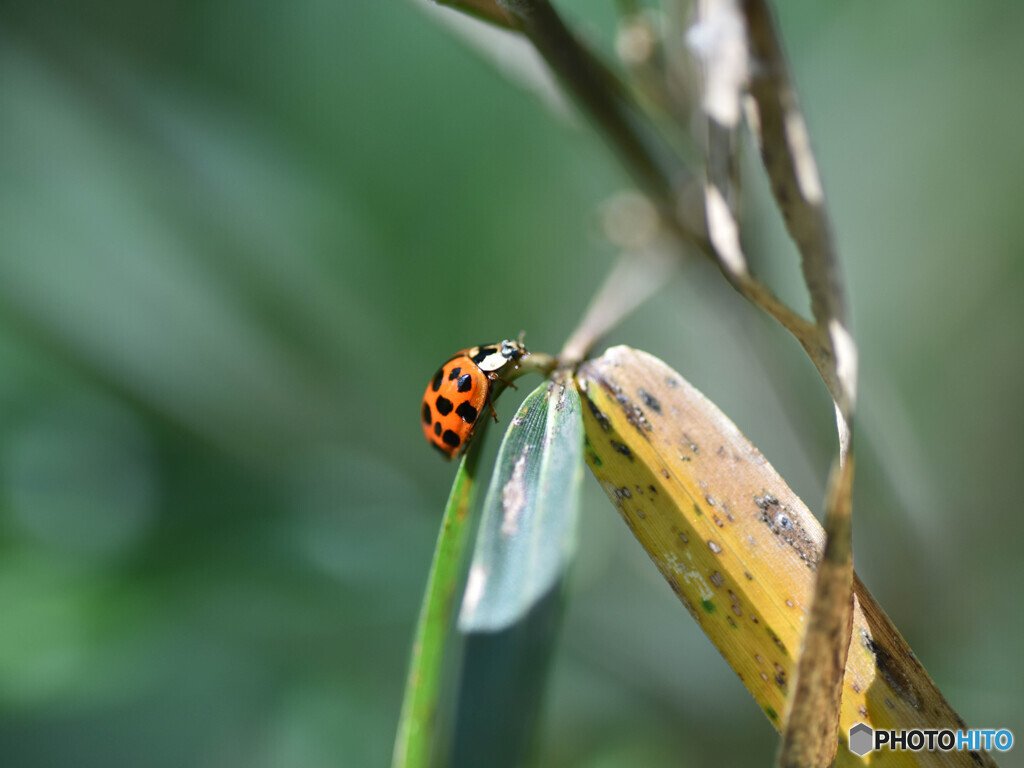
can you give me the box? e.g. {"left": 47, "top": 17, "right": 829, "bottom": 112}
{"left": 849, "top": 723, "right": 874, "bottom": 756}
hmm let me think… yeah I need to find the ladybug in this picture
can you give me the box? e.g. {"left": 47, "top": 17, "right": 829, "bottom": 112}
{"left": 421, "top": 339, "right": 528, "bottom": 459}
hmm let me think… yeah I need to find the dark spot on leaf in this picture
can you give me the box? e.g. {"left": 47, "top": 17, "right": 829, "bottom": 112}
{"left": 768, "top": 630, "right": 787, "bottom": 654}
{"left": 610, "top": 440, "right": 633, "bottom": 460}
{"left": 729, "top": 591, "right": 742, "bottom": 617}
{"left": 755, "top": 492, "right": 821, "bottom": 569}
{"left": 586, "top": 396, "right": 612, "bottom": 432}
{"left": 861, "top": 630, "right": 923, "bottom": 710}
{"left": 681, "top": 432, "right": 700, "bottom": 454}
{"left": 775, "top": 666, "right": 787, "bottom": 690}
{"left": 638, "top": 388, "right": 661, "bottom": 413}
{"left": 614, "top": 390, "right": 652, "bottom": 433}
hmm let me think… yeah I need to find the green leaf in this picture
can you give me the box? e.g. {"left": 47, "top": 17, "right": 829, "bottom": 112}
{"left": 458, "top": 378, "right": 583, "bottom": 632}
{"left": 450, "top": 587, "right": 563, "bottom": 768}
{"left": 392, "top": 434, "right": 488, "bottom": 768}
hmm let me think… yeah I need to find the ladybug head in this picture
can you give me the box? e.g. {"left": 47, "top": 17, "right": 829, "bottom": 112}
{"left": 500, "top": 338, "right": 527, "bottom": 362}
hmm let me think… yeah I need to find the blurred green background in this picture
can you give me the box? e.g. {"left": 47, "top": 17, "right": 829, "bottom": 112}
{"left": 1, "top": 0, "right": 1022, "bottom": 766}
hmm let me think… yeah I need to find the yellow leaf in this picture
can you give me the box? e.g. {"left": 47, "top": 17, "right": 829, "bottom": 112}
{"left": 576, "top": 346, "right": 994, "bottom": 768}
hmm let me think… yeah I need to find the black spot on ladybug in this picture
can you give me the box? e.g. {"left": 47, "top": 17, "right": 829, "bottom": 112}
{"left": 422, "top": 403, "right": 432, "bottom": 425}
{"left": 457, "top": 373, "right": 473, "bottom": 392}
{"left": 431, "top": 367, "right": 444, "bottom": 392}
{"left": 435, "top": 395, "right": 453, "bottom": 416}
{"left": 448, "top": 366, "right": 462, "bottom": 381}
{"left": 456, "top": 402, "right": 478, "bottom": 424}
{"left": 638, "top": 388, "right": 662, "bottom": 413}
{"left": 433, "top": 422, "right": 442, "bottom": 437}
{"left": 472, "top": 346, "right": 497, "bottom": 363}
{"left": 442, "top": 430, "right": 461, "bottom": 447}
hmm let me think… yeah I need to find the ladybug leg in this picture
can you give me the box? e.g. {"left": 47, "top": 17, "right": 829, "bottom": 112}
{"left": 487, "top": 400, "right": 499, "bottom": 422}
{"left": 488, "top": 371, "right": 518, "bottom": 391}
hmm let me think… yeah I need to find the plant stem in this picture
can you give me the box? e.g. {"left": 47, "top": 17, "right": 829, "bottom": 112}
{"left": 498, "top": 0, "right": 702, "bottom": 241}
{"left": 392, "top": 440, "right": 487, "bottom": 768}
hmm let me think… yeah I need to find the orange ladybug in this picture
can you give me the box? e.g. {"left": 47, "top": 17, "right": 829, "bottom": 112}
{"left": 421, "top": 339, "right": 527, "bottom": 459}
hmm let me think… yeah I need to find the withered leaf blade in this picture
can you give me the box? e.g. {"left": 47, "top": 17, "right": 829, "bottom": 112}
{"left": 576, "top": 346, "right": 995, "bottom": 768}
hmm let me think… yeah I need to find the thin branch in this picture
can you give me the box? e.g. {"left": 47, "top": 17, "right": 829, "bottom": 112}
{"left": 494, "top": 0, "right": 850, "bottom": 417}
{"left": 492, "top": 0, "right": 834, "bottom": 375}
{"left": 558, "top": 192, "right": 676, "bottom": 365}
{"left": 437, "top": 0, "right": 521, "bottom": 29}
{"left": 497, "top": 0, "right": 701, "bottom": 237}
{"left": 741, "top": 0, "right": 856, "bottom": 427}
{"left": 559, "top": 241, "right": 679, "bottom": 365}
{"left": 438, "top": 0, "right": 855, "bottom": 435}
{"left": 743, "top": 0, "right": 846, "bottom": 328}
